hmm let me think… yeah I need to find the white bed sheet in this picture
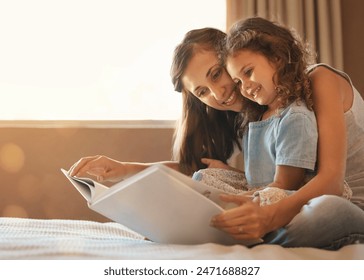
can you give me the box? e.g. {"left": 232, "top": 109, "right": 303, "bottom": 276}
{"left": 1, "top": 217, "right": 363, "bottom": 260}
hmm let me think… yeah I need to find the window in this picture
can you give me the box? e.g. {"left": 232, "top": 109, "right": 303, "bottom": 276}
{"left": 0, "top": 0, "right": 226, "bottom": 120}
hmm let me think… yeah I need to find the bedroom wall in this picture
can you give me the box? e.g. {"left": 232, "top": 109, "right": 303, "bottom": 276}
{"left": 341, "top": 0, "right": 364, "bottom": 96}
{"left": 0, "top": 125, "right": 174, "bottom": 222}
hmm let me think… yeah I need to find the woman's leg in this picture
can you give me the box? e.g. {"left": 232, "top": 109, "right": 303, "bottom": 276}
{"left": 263, "top": 195, "right": 364, "bottom": 249}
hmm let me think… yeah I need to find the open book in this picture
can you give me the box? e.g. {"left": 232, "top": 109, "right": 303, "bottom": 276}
{"left": 61, "top": 164, "right": 262, "bottom": 246}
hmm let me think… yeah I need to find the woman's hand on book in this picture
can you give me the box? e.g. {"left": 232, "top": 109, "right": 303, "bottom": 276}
{"left": 69, "top": 155, "right": 126, "bottom": 182}
{"left": 210, "top": 194, "right": 275, "bottom": 240}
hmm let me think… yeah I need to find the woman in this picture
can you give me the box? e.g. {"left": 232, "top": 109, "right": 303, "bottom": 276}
{"left": 70, "top": 27, "right": 246, "bottom": 180}
{"left": 70, "top": 22, "right": 364, "bottom": 249}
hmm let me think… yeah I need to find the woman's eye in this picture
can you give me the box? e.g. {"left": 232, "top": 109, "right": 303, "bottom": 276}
{"left": 197, "top": 88, "right": 208, "bottom": 97}
{"left": 211, "top": 68, "right": 222, "bottom": 81}
{"left": 244, "top": 68, "right": 253, "bottom": 77}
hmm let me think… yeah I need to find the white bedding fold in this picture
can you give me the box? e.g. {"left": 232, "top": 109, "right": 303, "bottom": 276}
{"left": 1, "top": 217, "right": 363, "bottom": 260}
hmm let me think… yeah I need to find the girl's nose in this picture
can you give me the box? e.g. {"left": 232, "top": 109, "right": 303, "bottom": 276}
{"left": 241, "top": 80, "right": 251, "bottom": 91}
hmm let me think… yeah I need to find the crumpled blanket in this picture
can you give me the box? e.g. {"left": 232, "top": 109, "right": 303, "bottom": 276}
{"left": 192, "top": 168, "right": 352, "bottom": 206}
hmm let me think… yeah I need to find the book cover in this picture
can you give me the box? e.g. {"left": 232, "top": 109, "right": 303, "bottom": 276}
{"left": 61, "top": 164, "right": 261, "bottom": 246}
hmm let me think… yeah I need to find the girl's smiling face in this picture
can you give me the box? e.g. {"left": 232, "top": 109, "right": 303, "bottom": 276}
{"left": 226, "top": 50, "right": 281, "bottom": 112}
{"left": 182, "top": 50, "right": 243, "bottom": 112}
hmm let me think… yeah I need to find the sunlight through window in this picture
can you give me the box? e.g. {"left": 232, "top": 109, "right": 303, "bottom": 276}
{"left": 0, "top": 0, "right": 226, "bottom": 120}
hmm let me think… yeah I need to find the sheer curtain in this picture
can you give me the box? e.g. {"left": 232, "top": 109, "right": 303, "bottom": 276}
{"left": 226, "top": 0, "right": 343, "bottom": 70}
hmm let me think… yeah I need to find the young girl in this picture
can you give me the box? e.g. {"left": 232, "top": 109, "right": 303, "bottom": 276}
{"left": 194, "top": 16, "right": 350, "bottom": 205}
{"left": 210, "top": 17, "right": 364, "bottom": 247}
{"left": 225, "top": 17, "right": 317, "bottom": 191}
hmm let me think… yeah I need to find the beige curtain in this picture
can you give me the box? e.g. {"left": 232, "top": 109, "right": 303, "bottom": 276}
{"left": 226, "top": 0, "right": 343, "bottom": 70}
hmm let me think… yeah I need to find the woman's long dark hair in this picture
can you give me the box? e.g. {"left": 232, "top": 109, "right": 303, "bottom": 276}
{"left": 170, "top": 28, "right": 243, "bottom": 175}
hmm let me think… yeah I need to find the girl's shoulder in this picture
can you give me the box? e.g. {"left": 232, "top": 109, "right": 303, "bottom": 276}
{"left": 280, "top": 102, "right": 315, "bottom": 121}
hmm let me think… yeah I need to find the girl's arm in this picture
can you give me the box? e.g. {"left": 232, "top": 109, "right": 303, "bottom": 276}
{"left": 267, "top": 165, "right": 305, "bottom": 190}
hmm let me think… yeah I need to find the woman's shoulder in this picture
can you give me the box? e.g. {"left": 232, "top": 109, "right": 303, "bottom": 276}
{"left": 308, "top": 63, "right": 352, "bottom": 105}
{"left": 310, "top": 64, "right": 356, "bottom": 112}
{"left": 308, "top": 63, "right": 353, "bottom": 87}
{"left": 308, "top": 64, "right": 342, "bottom": 83}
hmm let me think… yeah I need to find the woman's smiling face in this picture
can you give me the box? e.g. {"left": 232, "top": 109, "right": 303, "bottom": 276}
{"left": 182, "top": 50, "right": 243, "bottom": 112}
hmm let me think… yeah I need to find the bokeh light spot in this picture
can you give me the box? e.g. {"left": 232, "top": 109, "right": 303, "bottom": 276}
{"left": 2, "top": 204, "right": 28, "bottom": 218}
{"left": 0, "top": 142, "right": 25, "bottom": 173}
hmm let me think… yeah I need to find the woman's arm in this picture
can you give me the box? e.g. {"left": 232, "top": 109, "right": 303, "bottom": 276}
{"left": 69, "top": 155, "right": 180, "bottom": 182}
{"left": 265, "top": 66, "right": 349, "bottom": 229}
{"left": 306, "top": 66, "right": 348, "bottom": 195}
{"left": 211, "top": 66, "right": 349, "bottom": 238}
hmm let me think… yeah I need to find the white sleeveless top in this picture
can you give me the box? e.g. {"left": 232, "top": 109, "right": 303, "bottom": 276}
{"left": 308, "top": 64, "right": 364, "bottom": 210}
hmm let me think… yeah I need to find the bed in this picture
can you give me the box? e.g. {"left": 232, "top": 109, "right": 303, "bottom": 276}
{"left": 1, "top": 217, "right": 363, "bottom": 260}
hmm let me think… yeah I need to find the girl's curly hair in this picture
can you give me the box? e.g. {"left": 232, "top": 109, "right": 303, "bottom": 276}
{"left": 225, "top": 17, "right": 316, "bottom": 125}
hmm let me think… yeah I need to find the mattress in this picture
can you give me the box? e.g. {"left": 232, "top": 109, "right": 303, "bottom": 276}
{"left": 1, "top": 217, "right": 363, "bottom": 260}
